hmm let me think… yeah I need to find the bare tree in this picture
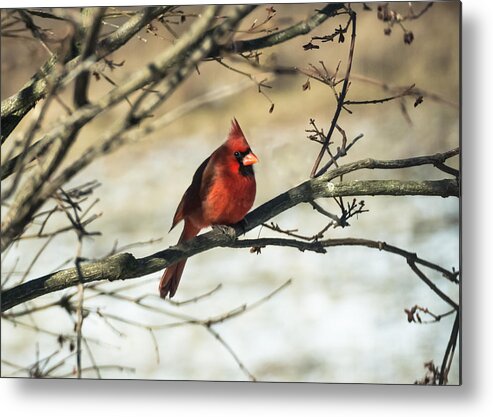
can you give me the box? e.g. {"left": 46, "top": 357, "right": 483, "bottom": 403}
{"left": 1, "top": 3, "right": 459, "bottom": 383}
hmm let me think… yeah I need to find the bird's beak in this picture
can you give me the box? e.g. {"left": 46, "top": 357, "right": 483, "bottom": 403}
{"left": 242, "top": 152, "right": 258, "bottom": 166}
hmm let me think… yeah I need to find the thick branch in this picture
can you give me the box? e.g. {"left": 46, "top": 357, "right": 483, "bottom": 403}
{"left": 321, "top": 148, "right": 459, "bottom": 180}
{"left": 228, "top": 3, "right": 345, "bottom": 53}
{"left": 0, "top": 7, "right": 171, "bottom": 143}
{"left": 1, "top": 176, "right": 458, "bottom": 311}
{"left": 0, "top": 4, "right": 344, "bottom": 180}
{"left": 1, "top": 5, "right": 245, "bottom": 251}
{"left": 1, "top": 11, "right": 109, "bottom": 253}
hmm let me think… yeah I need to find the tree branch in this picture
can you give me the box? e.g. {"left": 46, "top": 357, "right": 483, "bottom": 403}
{"left": 0, "top": 7, "right": 172, "bottom": 143}
{"left": 228, "top": 3, "right": 345, "bottom": 53}
{"left": 1, "top": 5, "right": 251, "bottom": 251}
{"left": 311, "top": 8, "right": 356, "bottom": 178}
{"left": 1, "top": 174, "right": 458, "bottom": 311}
{"left": 320, "top": 148, "right": 459, "bottom": 180}
{"left": 0, "top": 3, "right": 344, "bottom": 181}
{"left": 439, "top": 311, "right": 460, "bottom": 384}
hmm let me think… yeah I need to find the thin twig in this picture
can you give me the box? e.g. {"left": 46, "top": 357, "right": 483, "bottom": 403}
{"left": 439, "top": 312, "right": 459, "bottom": 385}
{"left": 18, "top": 235, "right": 55, "bottom": 284}
{"left": 344, "top": 84, "right": 416, "bottom": 106}
{"left": 205, "top": 326, "right": 256, "bottom": 381}
{"left": 311, "top": 9, "right": 356, "bottom": 178}
{"left": 168, "top": 284, "right": 223, "bottom": 306}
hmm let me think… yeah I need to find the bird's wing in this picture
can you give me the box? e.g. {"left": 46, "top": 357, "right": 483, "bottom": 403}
{"left": 170, "top": 155, "right": 212, "bottom": 231}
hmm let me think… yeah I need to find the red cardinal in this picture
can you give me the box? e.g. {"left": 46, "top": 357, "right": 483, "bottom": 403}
{"left": 159, "top": 119, "right": 258, "bottom": 298}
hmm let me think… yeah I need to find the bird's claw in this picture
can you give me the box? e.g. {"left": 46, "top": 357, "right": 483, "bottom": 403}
{"left": 212, "top": 224, "right": 237, "bottom": 240}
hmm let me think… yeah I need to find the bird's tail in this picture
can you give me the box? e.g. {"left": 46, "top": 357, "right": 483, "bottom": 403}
{"left": 159, "top": 220, "right": 200, "bottom": 299}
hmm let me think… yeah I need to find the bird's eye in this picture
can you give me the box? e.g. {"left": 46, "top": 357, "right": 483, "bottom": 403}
{"left": 234, "top": 151, "right": 241, "bottom": 158}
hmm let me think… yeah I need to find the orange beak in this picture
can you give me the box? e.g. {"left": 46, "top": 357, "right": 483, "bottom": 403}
{"left": 242, "top": 152, "right": 258, "bottom": 166}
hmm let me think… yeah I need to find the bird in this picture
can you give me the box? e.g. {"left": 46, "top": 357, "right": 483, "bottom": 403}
{"left": 159, "top": 118, "right": 258, "bottom": 299}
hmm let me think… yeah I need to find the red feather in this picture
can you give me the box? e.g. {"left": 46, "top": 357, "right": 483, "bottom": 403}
{"left": 159, "top": 119, "right": 258, "bottom": 298}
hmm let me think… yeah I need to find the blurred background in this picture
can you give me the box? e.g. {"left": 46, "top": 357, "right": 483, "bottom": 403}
{"left": 1, "top": 2, "right": 460, "bottom": 383}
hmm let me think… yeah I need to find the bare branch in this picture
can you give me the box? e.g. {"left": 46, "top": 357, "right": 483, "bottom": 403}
{"left": 1, "top": 7, "right": 172, "bottom": 142}
{"left": 1, "top": 5, "right": 248, "bottom": 251}
{"left": 2, "top": 165, "right": 458, "bottom": 312}
{"left": 229, "top": 3, "right": 345, "bottom": 54}
{"left": 439, "top": 312, "right": 459, "bottom": 384}
{"left": 311, "top": 9, "right": 356, "bottom": 177}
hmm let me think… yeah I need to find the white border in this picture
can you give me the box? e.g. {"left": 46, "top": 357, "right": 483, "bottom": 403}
{"left": 2, "top": 1, "right": 493, "bottom": 416}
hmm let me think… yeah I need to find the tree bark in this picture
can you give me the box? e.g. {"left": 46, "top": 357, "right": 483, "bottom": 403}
{"left": 1, "top": 178, "right": 458, "bottom": 312}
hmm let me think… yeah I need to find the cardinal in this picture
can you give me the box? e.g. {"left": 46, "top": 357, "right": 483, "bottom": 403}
{"left": 159, "top": 118, "right": 258, "bottom": 298}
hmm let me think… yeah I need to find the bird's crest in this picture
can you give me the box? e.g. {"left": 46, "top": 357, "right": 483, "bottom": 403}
{"left": 227, "top": 118, "right": 249, "bottom": 149}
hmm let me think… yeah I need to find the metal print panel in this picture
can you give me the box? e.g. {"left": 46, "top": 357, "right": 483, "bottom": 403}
{"left": 1, "top": 1, "right": 460, "bottom": 384}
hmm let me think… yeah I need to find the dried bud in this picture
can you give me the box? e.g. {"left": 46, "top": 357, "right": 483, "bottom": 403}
{"left": 414, "top": 95, "right": 424, "bottom": 107}
{"left": 404, "top": 31, "right": 414, "bottom": 44}
{"left": 335, "top": 25, "right": 345, "bottom": 43}
{"left": 302, "top": 79, "right": 311, "bottom": 91}
{"left": 384, "top": 27, "right": 392, "bottom": 36}
{"left": 405, "top": 309, "right": 414, "bottom": 322}
{"left": 378, "top": 5, "right": 392, "bottom": 22}
{"left": 404, "top": 305, "right": 417, "bottom": 323}
{"left": 302, "top": 41, "right": 320, "bottom": 51}
{"left": 250, "top": 246, "right": 264, "bottom": 255}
